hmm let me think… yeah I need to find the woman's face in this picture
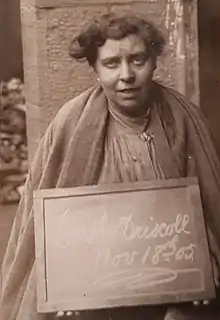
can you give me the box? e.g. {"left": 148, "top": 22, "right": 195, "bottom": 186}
{"left": 95, "top": 34, "right": 156, "bottom": 116}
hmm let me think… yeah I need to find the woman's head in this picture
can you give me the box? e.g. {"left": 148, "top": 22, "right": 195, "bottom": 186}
{"left": 70, "top": 13, "right": 166, "bottom": 116}
{"left": 70, "top": 13, "right": 165, "bottom": 67}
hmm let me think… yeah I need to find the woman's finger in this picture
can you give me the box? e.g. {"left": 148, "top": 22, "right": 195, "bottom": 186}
{"left": 56, "top": 311, "right": 65, "bottom": 317}
{"left": 56, "top": 311, "right": 78, "bottom": 317}
{"left": 193, "top": 300, "right": 210, "bottom": 306}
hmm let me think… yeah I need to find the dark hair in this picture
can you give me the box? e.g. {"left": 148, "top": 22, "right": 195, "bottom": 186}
{"left": 69, "top": 13, "right": 166, "bottom": 67}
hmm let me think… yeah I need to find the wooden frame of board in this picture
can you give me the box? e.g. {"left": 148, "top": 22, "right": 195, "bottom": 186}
{"left": 34, "top": 177, "right": 215, "bottom": 314}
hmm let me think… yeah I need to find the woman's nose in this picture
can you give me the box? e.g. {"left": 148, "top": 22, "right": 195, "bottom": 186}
{"left": 119, "top": 62, "right": 135, "bottom": 82}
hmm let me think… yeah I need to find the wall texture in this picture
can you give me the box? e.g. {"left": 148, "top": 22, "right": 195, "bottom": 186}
{"left": 20, "top": 0, "right": 199, "bottom": 162}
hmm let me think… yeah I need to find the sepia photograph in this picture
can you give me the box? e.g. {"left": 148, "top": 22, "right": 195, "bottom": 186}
{"left": 0, "top": 1, "right": 220, "bottom": 319}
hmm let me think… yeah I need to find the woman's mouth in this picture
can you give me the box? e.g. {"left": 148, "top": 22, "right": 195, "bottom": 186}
{"left": 117, "top": 87, "right": 140, "bottom": 98}
{"left": 118, "top": 87, "right": 139, "bottom": 93}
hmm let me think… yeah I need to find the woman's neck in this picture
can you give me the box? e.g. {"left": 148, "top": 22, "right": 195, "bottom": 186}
{"left": 108, "top": 102, "right": 151, "bottom": 134}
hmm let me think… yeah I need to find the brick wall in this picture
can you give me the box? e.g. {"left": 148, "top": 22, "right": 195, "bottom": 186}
{"left": 20, "top": 0, "right": 199, "bottom": 163}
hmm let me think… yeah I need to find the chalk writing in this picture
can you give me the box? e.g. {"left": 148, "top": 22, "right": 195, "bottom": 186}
{"left": 56, "top": 211, "right": 190, "bottom": 248}
{"left": 93, "top": 268, "right": 201, "bottom": 291}
{"left": 54, "top": 205, "right": 199, "bottom": 293}
{"left": 152, "top": 236, "right": 196, "bottom": 265}
{"left": 120, "top": 213, "right": 190, "bottom": 241}
{"left": 55, "top": 206, "right": 197, "bottom": 296}
{"left": 57, "top": 209, "right": 108, "bottom": 248}
{"left": 94, "top": 236, "right": 196, "bottom": 270}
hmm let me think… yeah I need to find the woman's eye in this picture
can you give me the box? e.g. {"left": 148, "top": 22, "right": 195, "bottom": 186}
{"left": 132, "top": 54, "right": 149, "bottom": 66}
{"left": 106, "top": 63, "right": 117, "bottom": 69}
{"left": 103, "top": 60, "right": 119, "bottom": 69}
{"left": 132, "top": 58, "right": 146, "bottom": 66}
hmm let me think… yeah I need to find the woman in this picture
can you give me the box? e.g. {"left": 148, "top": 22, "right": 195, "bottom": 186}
{"left": 0, "top": 13, "right": 220, "bottom": 320}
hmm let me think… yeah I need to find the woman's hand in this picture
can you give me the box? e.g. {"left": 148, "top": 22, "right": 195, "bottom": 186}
{"left": 193, "top": 300, "right": 210, "bottom": 306}
{"left": 56, "top": 311, "right": 76, "bottom": 317}
{"left": 55, "top": 301, "right": 211, "bottom": 318}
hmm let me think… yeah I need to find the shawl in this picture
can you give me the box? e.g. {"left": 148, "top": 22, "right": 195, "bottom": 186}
{"left": 0, "top": 82, "right": 220, "bottom": 320}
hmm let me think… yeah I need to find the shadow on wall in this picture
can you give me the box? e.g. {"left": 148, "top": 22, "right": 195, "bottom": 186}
{"left": 198, "top": 0, "right": 220, "bottom": 157}
{"left": 0, "top": 0, "right": 23, "bottom": 81}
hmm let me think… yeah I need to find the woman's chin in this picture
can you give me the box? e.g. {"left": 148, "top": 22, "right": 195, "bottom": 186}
{"left": 116, "top": 102, "right": 146, "bottom": 117}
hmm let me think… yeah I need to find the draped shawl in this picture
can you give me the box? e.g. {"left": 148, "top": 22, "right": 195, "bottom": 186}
{"left": 0, "top": 82, "right": 220, "bottom": 320}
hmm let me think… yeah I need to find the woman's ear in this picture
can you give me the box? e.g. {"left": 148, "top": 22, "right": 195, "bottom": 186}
{"left": 92, "top": 61, "right": 97, "bottom": 73}
{"left": 92, "top": 65, "right": 100, "bottom": 83}
{"left": 152, "top": 57, "right": 157, "bottom": 71}
{"left": 93, "top": 64, "right": 101, "bottom": 83}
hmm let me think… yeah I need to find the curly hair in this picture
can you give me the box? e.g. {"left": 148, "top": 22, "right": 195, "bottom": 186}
{"left": 69, "top": 13, "right": 166, "bottom": 67}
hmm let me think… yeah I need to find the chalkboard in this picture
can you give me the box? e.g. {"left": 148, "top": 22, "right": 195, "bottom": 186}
{"left": 33, "top": 177, "right": 216, "bottom": 314}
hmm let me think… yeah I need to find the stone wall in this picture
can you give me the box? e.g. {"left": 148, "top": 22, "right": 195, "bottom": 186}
{"left": 20, "top": 0, "right": 199, "bottom": 163}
